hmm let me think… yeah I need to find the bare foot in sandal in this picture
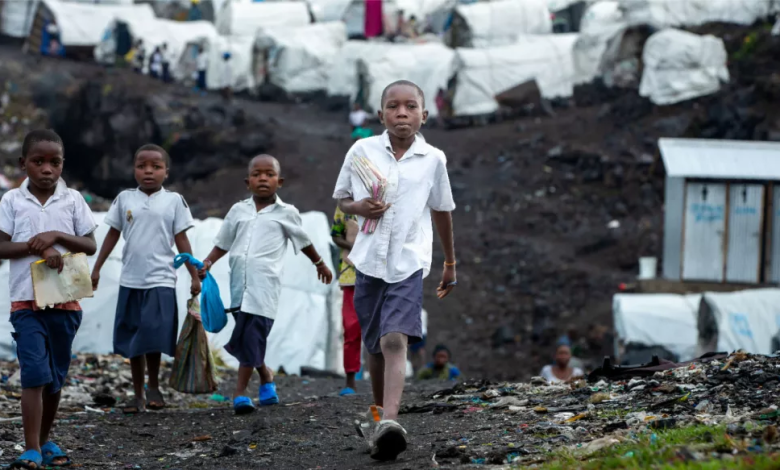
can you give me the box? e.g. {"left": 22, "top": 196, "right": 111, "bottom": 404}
{"left": 122, "top": 395, "right": 146, "bottom": 414}
{"left": 146, "top": 388, "right": 166, "bottom": 410}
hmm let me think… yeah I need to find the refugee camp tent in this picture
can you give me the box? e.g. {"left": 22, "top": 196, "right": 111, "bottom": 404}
{"left": 446, "top": 0, "right": 552, "bottom": 48}
{"left": 257, "top": 22, "right": 347, "bottom": 94}
{"left": 95, "top": 18, "right": 218, "bottom": 79}
{"left": 216, "top": 0, "right": 310, "bottom": 37}
{"left": 1, "top": 0, "right": 133, "bottom": 39}
{"left": 356, "top": 42, "right": 457, "bottom": 117}
{"left": 24, "top": 0, "right": 155, "bottom": 58}
{"left": 697, "top": 288, "right": 780, "bottom": 357}
{"left": 451, "top": 34, "right": 578, "bottom": 117}
{"left": 620, "top": 0, "right": 780, "bottom": 29}
{"left": 639, "top": 29, "right": 728, "bottom": 105}
{"left": 571, "top": 0, "right": 627, "bottom": 84}
{"left": 0, "top": 211, "right": 344, "bottom": 375}
{"left": 613, "top": 293, "right": 700, "bottom": 362}
{"left": 307, "top": 0, "right": 353, "bottom": 23}
{"left": 201, "top": 35, "right": 260, "bottom": 92}
{"left": 326, "top": 40, "right": 396, "bottom": 100}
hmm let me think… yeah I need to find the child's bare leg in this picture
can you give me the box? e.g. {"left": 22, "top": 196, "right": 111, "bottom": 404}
{"left": 368, "top": 352, "right": 385, "bottom": 407}
{"left": 21, "top": 387, "right": 43, "bottom": 453}
{"left": 379, "top": 333, "right": 408, "bottom": 420}
{"left": 257, "top": 365, "right": 274, "bottom": 385}
{"left": 40, "top": 390, "right": 68, "bottom": 465}
{"left": 130, "top": 356, "right": 146, "bottom": 410}
{"left": 233, "top": 366, "right": 254, "bottom": 398}
{"left": 346, "top": 372, "right": 357, "bottom": 390}
{"left": 145, "top": 353, "right": 162, "bottom": 389}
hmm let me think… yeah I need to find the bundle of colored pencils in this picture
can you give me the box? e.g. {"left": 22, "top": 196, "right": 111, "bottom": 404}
{"left": 352, "top": 155, "right": 387, "bottom": 234}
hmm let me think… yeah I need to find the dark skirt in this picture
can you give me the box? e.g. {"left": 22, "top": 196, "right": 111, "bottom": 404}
{"left": 225, "top": 312, "right": 274, "bottom": 368}
{"left": 114, "top": 286, "right": 178, "bottom": 358}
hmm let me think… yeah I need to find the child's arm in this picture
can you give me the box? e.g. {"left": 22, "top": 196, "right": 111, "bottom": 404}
{"left": 0, "top": 231, "right": 31, "bottom": 260}
{"left": 27, "top": 231, "right": 97, "bottom": 256}
{"left": 339, "top": 198, "right": 391, "bottom": 220}
{"left": 91, "top": 228, "right": 120, "bottom": 290}
{"left": 198, "top": 247, "right": 227, "bottom": 279}
{"left": 174, "top": 231, "right": 202, "bottom": 296}
{"left": 432, "top": 210, "right": 456, "bottom": 299}
{"left": 301, "top": 244, "right": 333, "bottom": 284}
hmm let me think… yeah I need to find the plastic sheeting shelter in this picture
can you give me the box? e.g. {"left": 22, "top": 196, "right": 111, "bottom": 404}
{"left": 0, "top": 211, "right": 343, "bottom": 375}
{"left": 447, "top": 0, "right": 552, "bottom": 48}
{"left": 327, "top": 40, "right": 394, "bottom": 100}
{"left": 216, "top": 0, "right": 310, "bottom": 37}
{"left": 613, "top": 293, "right": 700, "bottom": 362}
{"left": 639, "top": 29, "right": 728, "bottom": 105}
{"left": 572, "top": 1, "right": 627, "bottom": 84}
{"left": 451, "top": 33, "right": 578, "bottom": 117}
{"left": 179, "top": 35, "right": 260, "bottom": 92}
{"left": 620, "top": 0, "right": 780, "bottom": 29}
{"left": 95, "top": 18, "right": 218, "bottom": 80}
{"left": 257, "top": 22, "right": 347, "bottom": 94}
{"left": 1, "top": 0, "right": 133, "bottom": 38}
{"left": 697, "top": 289, "right": 780, "bottom": 357}
{"left": 357, "top": 42, "right": 457, "bottom": 118}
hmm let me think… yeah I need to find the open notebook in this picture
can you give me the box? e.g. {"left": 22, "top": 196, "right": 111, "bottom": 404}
{"left": 31, "top": 253, "right": 94, "bottom": 309}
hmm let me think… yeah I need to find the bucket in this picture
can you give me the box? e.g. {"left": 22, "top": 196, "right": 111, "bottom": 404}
{"left": 638, "top": 257, "right": 657, "bottom": 279}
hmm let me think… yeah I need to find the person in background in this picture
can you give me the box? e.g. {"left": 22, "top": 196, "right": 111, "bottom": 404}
{"left": 540, "top": 344, "right": 584, "bottom": 384}
{"left": 408, "top": 309, "right": 427, "bottom": 373}
{"left": 188, "top": 0, "right": 203, "bottom": 21}
{"left": 331, "top": 206, "right": 361, "bottom": 396}
{"left": 149, "top": 46, "right": 163, "bottom": 80}
{"left": 131, "top": 40, "right": 145, "bottom": 74}
{"left": 404, "top": 15, "right": 419, "bottom": 39}
{"left": 161, "top": 43, "right": 172, "bottom": 83}
{"left": 417, "top": 344, "right": 460, "bottom": 380}
{"left": 349, "top": 103, "right": 372, "bottom": 140}
{"left": 195, "top": 45, "right": 208, "bottom": 91}
{"left": 221, "top": 52, "right": 233, "bottom": 101}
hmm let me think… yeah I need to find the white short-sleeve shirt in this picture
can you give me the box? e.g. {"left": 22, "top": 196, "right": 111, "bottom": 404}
{"left": 332, "top": 131, "right": 456, "bottom": 283}
{"left": 0, "top": 178, "right": 97, "bottom": 302}
{"left": 104, "top": 188, "right": 194, "bottom": 289}
{"left": 213, "top": 196, "right": 311, "bottom": 319}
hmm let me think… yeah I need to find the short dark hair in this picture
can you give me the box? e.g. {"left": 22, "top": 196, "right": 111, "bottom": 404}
{"left": 134, "top": 144, "right": 171, "bottom": 167}
{"left": 380, "top": 80, "right": 425, "bottom": 109}
{"left": 22, "top": 129, "right": 63, "bottom": 157}
{"left": 433, "top": 344, "right": 451, "bottom": 358}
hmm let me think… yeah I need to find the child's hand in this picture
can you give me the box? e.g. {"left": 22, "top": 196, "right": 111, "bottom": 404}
{"left": 316, "top": 264, "right": 333, "bottom": 284}
{"left": 436, "top": 264, "right": 457, "bottom": 299}
{"left": 355, "top": 198, "right": 391, "bottom": 220}
{"left": 91, "top": 269, "right": 100, "bottom": 290}
{"left": 27, "top": 231, "right": 60, "bottom": 255}
{"left": 197, "top": 259, "right": 212, "bottom": 280}
{"left": 42, "top": 247, "right": 63, "bottom": 273}
{"left": 190, "top": 278, "right": 202, "bottom": 296}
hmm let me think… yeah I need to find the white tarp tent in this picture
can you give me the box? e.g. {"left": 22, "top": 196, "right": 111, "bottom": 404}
{"left": 327, "top": 40, "right": 394, "bottom": 99}
{"left": 258, "top": 22, "right": 347, "bottom": 94}
{"left": 35, "top": 0, "right": 155, "bottom": 47}
{"left": 613, "top": 293, "right": 700, "bottom": 362}
{"left": 639, "top": 28, "right": 728, "bottom": 105}
{"left": 697, "top": 289, "right": 780, "bottom": 357}
{"left": 572, "top": 1, "right": 627, "bottom": 84}
{"left": 0, "top": 211, "right": 343, "bottom": 375}
{"left": 357, "top": 42, "right": 457, "bottom": 117}
{"left": 307, "top": 0, "right": 354, "bottom": 22}
{"left": 620, "top": 0, "right": 780, "bottom": 29}
{"left": 95, "top": 18, "right": 218, "bottom": 80}
{"left": 450, "top": 0, "right": 552, "bottom": 48}
{"left": 198, "top": 34, "right": 258, "bottom": 91}
{"left": 216, "top": 0, "right": 310, "bottom": 37}
{"left": 1, "top": 0, "right": 133, "bottom": 38}
{"left": 452, "top": 33, "right": 578, "bottom": 116}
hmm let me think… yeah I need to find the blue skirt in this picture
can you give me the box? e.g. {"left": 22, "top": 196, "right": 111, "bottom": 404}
{"left": 114, "top": 287, "right": 178, "bottom": 358}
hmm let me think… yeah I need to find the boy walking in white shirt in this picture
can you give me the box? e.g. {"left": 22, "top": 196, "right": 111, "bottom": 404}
{"left": 0, "top": 130, "right": 98, "bottom": 469}
{"left": 333, "top": 80, "right": 457, "bottom": 461}
{"left": 199, "top": 154, "right": 333, "bottom": 415}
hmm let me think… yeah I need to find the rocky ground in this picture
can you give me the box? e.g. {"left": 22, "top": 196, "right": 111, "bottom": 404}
{"left": 0, "top": 352, "right": 779, "bottom": 469}
{"left": 1, "top": 22, "right": 780, "bottom": 382}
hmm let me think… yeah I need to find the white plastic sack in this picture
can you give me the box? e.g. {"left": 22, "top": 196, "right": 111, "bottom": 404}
{"left": 697, "top": 289, "right": 780, "bottom": 356}
{"left": 452, "top": 34, "right": 578, "bottom": 116}
{"left": 613, "top": 293, "right": 700, "bottom": 361}
{"left": 453, "top": 0, "right": 552, "bottom": 48}
{"left": 639, "top": 29, "right": 729, "bottom": 105}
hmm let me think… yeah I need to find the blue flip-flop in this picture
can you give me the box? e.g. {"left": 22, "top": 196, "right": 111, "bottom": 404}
{"left": 259, "top": 383, "right": 279, "bottom": 406}
{"left": 339, "top": 387, "right": 356, "bottom": 397}
{"left": 11, "top": 449, "right": 43, "bottom": 469}
{"left": 233, "top": 396, "right": 255, "bottom": 415}
{"left": 41, "top": 441, "right": 71, "bottom": 467}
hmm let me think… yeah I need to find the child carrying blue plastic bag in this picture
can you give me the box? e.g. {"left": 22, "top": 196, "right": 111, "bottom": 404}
{"left": 174, "top": 253, "right": 228, "bottom": 333}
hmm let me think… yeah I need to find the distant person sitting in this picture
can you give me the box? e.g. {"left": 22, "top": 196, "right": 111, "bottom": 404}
{"left": 221, "top": 52, "right": 233, "bottom": 101}
{"left": 540, "top": 344, "right": 584, "bottom": 384}
{"left": 417, "top": 345, "right": 461, "bottom": 380}
{"left": 349, "top": 103, "right": 372, "bottom": 140}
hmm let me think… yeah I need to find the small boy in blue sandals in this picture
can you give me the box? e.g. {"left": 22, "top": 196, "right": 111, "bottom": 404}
{"left": 0, "top": 130, "right": 98, "bottom": 468}
{"left": 198, "top": 154, "right": 332, "bottom": 415}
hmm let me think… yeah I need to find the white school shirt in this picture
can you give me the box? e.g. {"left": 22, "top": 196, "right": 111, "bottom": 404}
{"left": 540, "top": 365, "right": 585, "bottom": 384}
{"left": 0, "top": 178, "right": 97, "bottom": 302}
{"left": 213, "top": 196, "right": 312, "bottom": 319}
{"left": 332, "top": 131, "right": 456, "bottom": 283}
{"left": 104, "top": 188, "right": 194, "bottom": 289}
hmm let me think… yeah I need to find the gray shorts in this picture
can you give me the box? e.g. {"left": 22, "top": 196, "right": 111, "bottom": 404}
{"left": 354, "top": 270, "right": 423, "bottom": 355}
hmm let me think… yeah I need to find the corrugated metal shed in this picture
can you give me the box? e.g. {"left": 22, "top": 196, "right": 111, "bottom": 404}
{"left": 660, "top": 138, "right": 780, "bottom": 180}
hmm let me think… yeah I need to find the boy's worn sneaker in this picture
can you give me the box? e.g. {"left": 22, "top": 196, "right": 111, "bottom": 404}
{"left": 370, "top": 420, "right": 408, "bottom": 461}
{"left": 233, "top": 396, "right": 255, "bottom": 415}
{"left": 259, "top": 383, "right": 279, "bottom": 406}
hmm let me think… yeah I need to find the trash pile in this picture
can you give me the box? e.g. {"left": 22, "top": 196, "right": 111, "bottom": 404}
{"left": 401, "top": 352, "right": 780, "bottom": 467}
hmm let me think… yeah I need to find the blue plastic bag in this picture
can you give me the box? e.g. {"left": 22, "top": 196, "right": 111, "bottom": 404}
{"left": 174, "top": 253, "right": 228, "bottom": 333}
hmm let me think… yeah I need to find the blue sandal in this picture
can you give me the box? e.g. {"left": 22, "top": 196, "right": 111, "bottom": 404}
{"left": 339, "top": 387, "right": 356, "bottom": 396}
{"left": 259, "top": 383, "right": 279, "bottom": 406}
{"left": 11, "top": 449, "right": 43, "bottom": 469}
{"left": 233, "top": 396, "right": 255, "bottom": 415}
{"left": 41, "top": 441, "right": 71, "bottom": 467}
